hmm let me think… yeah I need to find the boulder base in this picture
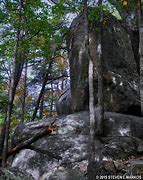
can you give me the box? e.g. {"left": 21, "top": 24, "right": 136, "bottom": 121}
{"left": 11, "top": 111, "right": 143, "bottom": 179}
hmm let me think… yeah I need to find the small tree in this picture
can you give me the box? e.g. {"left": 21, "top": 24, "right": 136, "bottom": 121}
{"left": 82, "top": 0, "right": 104, "bottom": 179}
{"left": 2, "top": 0, "right": 27, "bottom": 167}
{"left": 83, "top": 0, "right": 96, "bottom": 178}
{"left": 83, "top": 0, "right": 104, "bottom": 179}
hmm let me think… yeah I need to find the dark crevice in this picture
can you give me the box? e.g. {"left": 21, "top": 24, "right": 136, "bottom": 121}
{"left": 122, "top": 105, "right": 141, "bottom": 117}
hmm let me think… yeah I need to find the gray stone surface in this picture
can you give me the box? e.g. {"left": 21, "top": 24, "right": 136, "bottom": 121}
{"left": 48, "top": 168, "right": 85, "bottom": 180}
{"left": 0, "top": 167, "right": 34, "bottom": 180}
{"left": 57, "top": 13, "right": 139, "bottom": 115}
{"left": 11, "top": 111, "right": 143, "bottom": 179}
{"left": 56, "top": 87, "right": 73, "bottom": 115}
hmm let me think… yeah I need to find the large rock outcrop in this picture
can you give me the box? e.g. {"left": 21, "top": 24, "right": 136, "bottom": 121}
{"left": 108, "top": 0, "right": 140, "bottom": 73}
{"left": 57, "top": 13, "right": 140, "bottom": 115}
{"left": 11, "top": 112, "right": 143, "bottom": 179}
{"left": 56, "top": 86, "right": 73, "bottom": 116}
{"left": 0, "top": 167, "right": 34, "bottom": 180}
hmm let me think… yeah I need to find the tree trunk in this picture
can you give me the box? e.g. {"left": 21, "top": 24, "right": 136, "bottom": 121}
{"left": 49, "top": 82, "right": 54, "bottom": 116}
{"left": 1, "top": 124, "right": 58, "bottom": 160}
{"left": 2, "top": 87, "right": 15, "bottom": 167}
{"left": 95, "top": 0, "right": 104, "bottom": 136}
{"left": 31, "top": 59, "right": 53, "bottom": 121}
{"left": 21, "top": 61, "right": 28, "bottom": 122}
{"left": 138, "top": 0, "right": 143, "bottom": 115}
{"left": 83, "top": 0, "right": 104, "bottom": 179}
{"left": 88, "top": 59, "right": 96, "bottom": 180}
{"left": 2, "top": 62, "right": 24, "bottom": 167}
{"left": 0, "top": 125, "right": 5, "bottom": 157}
{"left": 39, "top": 95, "right": 44, "bottom": 119}
{"left": 31, "top": 78, "right": 48, "bottom": 121}
{"left": 82, "top": 0, "right": 96, "bottom": 179}
{"left": 2, "top": 51, "right": 24, "bottom": 168}
{"left": 2, "top": 0, "right": 25, "bottom": 167}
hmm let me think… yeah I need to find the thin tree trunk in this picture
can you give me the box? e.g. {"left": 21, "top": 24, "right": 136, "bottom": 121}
{"left": 5, "top": 124, "right": 58, "bottom": 158}
{"left": 83, "top": 0, "right": 95, "bottom": 143}
{"left": 31, "top": 78, "right": 48, "bottom": 121}
{"left": 50, "top": 82, "right": 54, "bottom": 116}
{"left": 2, "top": 0, "right": 25, "bottom": 167}
{"left": 31, "top": 59, "right": 53, "bottom": 121}
{"left": 21, "top": 61, "right": 28, "bottom": 122}
{"left": 2, "top": 63, "right": 24, "bottom": 167}
{"left": 95, "top": 0, "right": 104, "bottom": 136}
{"left": 2, "top": 51, "right": 24, "bottom": 168}
{"left": 39, "top": 95, "right": 44, "bottom": 119}
{"left": 2, "top": 87, "right": 14, "bottom": 167}
{"left": 0, "top": 125, "right": 5, "bottom": 157}
{"left": 82, "top": 1, "right": 96, "bottom": 179}
{"left": 88, "top": 59, "right": 96, "bottom": 180}
{"left": 83, "top": 0, "right": 104, "bottom": 178}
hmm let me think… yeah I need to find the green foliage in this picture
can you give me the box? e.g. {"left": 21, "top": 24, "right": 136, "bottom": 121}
{"left": 0, "top": 114, "right": 5, "bottom": 126}
{"left": 88, "top": 7, "right": 101, "bottom": 21}
{"left": 0, "top": 91, "right": 8, "bottom": 113}
{"left": 108, "top": 0, "right": 138, "bottom": 15}
{"left": 0, "top": 0, "right": 131, "bottom": 126}
{"left": 88, "top": 4, "right": 113, "bottom": 22}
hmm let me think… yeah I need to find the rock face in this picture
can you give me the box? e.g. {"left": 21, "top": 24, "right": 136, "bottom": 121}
{"left": 0, "top": 167, "right": 34, "bottom": 180}
{"left": 11, "top": 112, "right": 143, "bottom": 179}
{"left": 12, "top": 112, "right": 89, "bottom": 180}
{"left": 108, "top": 0, "right": 140, "bottom": 73}
{"left": 56, "top": 86, "right": 73, "bottom": 116}
{"left": 48, "top": 168, "right": 85, "bottom": 180}
{"left": 68, "top": 14, "right": 89, "bottom": 113}
{"left": 57, "top": 13, "right": 139, "bottom": 115}
{"left": 101, "top": 15, "right": 139, "bottom": 113}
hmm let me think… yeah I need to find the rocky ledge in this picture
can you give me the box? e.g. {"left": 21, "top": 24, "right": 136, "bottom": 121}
{"left": 10, "top": 111, "right": 143, "bottom": 180}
